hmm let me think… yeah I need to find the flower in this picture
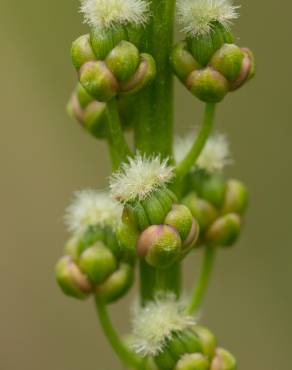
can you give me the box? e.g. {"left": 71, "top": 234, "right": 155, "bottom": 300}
{"left": 65, "top": 190, "right": 122, "bottom": 235}
{"left": 174, "top": 131, "right": 232, "bottom": 172}
{"left": 80, "top": 0, "right": 150, "bottom": 29}
{"left": 177, "top": 0, "right": 239, "bottom": 37}
{"left": 131, "top": 293, "right": 196, "bottom": 356}
{"left": 109, "top": 154, "right": 174, "bottom": 203}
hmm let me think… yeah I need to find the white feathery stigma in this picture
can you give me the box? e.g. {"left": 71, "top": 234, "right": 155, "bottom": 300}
{"left": 80, "top": 0, "right": 150, "bottom": 29}
{"left": 130, "top": 293, "right": 196, "bottom": 356}
{"left": 174, "top": 131, "right": 232, "bottom": 173}
{"left": 177, "top": 0, "right": 239, "bottom": 37}
{"left": 109, "top": 154, "right": 174, "bottom": 203}
{"left": 65, "top": 190, "right": 122, "bottom": 235}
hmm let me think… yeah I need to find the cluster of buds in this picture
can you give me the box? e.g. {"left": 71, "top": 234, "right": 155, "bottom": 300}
{"left": 154, "top": 326, "right": 236, "bottom": 370}
{"left": 170, "top": 23, "right": 255, "bottom": 103}
{"left": 71, "top": 32, "right": 156, "bottom": 102}
{"left": 182, "top": 171, "right": 248, "bottom": 248}
{"left": 110, "top": 155, "right": 200, "bottom": 268}
{"left": 55, "top": 191, "right": 134, "bottom": 303}
{"left": 131, "top": 294, "right": 236, "bottom": 370}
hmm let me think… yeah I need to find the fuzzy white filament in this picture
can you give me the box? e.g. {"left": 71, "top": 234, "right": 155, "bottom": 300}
{"left": 80, "top": 0, "right": 150, "bottom": 29}
{"left": 131, "top": 293, "right": 196, "bottom": 356}
{"left": 65, "top": 190, "right": 122, "bottom": 235}
{"left": 177, "top": 0, "right": 239, "bottom": 36}
{"left": 110, "top": 154, "right": 174, "bottom": 203}
{"left": 174, "top": 132, "right": 232, "bottom": 172}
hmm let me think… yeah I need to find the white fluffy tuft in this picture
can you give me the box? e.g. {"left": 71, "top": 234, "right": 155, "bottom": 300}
{"left": 109, "top": 154, "right": 174, "bottom": 203}
{"left": 174, "top": 131, "right": 232, "bottom": 172}
{"left": 65, "top": 190, "right": 122, "bottom": 235}
{"left": 130, "top": 293, "right": 196, "bottom": 356}
{"left": 80, "top": 0, "right": 150, "bottom": 29}
{"left": 177, "top": 0, "right": 239, "bottom": 36}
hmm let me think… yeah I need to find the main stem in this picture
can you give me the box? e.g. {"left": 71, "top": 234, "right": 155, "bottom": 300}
{"left": 187, "top": 247, "right": 216, "bottom": 314}
{"left": 95, "top": 298, "right": 145, "bottom": 370}
{"left": 134, "top": 0, "right": 179, "bottom": 303}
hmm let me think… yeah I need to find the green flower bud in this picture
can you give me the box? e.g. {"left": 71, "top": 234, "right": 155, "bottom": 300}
{"left": 187, "top": 22, "right": 234, "bottom": 66}
{"left": 137, "top": 225, "right": 182, "bottom": 268}
{"left": 180, "top": 330, "right": 203, "bottom": 354}
{"left": 71, "top": 34, "right": 96, "bottom": 70}
{"left": 82, "top": 101, "right": 108, "bottom": 138}
{"left": 170, "top": 41, "right": 201, "bottom": 81}
{"left": 79, "top": 61, "right": 119, "bottom": 102}
{"left": 210, "top": 44, "right": 245, "bottom": 82}
{"left": 187, "top": 67, "right": 229, "bottom": 103}
{"left": 120, "top": 53, "right": 156, "bottom": 95}
{"left": 55, "top": 256, "right": 92, "bottom": 299}
{"left": 182, "top": 193, "right": 218, "bottom": 233}
{"left": 222, "top": 180, "right": 248, "bottom": 215}
{"left": 76, "top": 225, "right": 106, "bottom": 256}
{"left": 189, "top": 171, "right": 227, "bottom": 209}
{"left": 76, "top": 82, "right": 94, "bottom": 108}
{"left": 164, "top": 204, "right": 194, "bottom": 241}
{"left": 64, "top": 236, "right": 79, "bottom": 261}
{"left": 206, "top": 213, "right": 241, "bottom": 247}
{"left": 105, "top": 41, "right": 140, "bottom": 82}
{"left": 154, "top": 348, "right": 177, "bottom": 370}
{"left": 79, "top": 242, "right": 117, "bottom": 284}
{"left": 175, "top": 353, "right": 209, "bottom": 370}
{"left": 211, "top": 348, "right": 237, "bottom": 370}
{"left": 182, "top": 218, "right": 200, "bottom": 252}
{"left": 90, "top": 26, "right": 128, "bottom": 61}
{"left": 95, "top": 263, "right": 133, "bottom": 303}
{"left": 116, "top": 221, "right": 138, "bottom": 263}
{"left": 230, "top": 48, "right": 256, "bottom": 91}
{"left": 194, "top": 326, "right": 217, "bottom": 358}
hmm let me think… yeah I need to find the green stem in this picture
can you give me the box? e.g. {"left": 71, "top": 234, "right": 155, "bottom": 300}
{"left": 134, "top": 0, "right": 178, "bottom": 303}
{"left": 176, "top": 103, "right": 216, "bottom": 180}
{"left": 134, "top": 0, "right": 176, "bottom": 157}
{"left": 186, "top": 247, "right": 216, "bottom": 315}
{"left": 95, "top": 298, "right": 144, "bottom": 370}
{"left": 106, "top": 98, "right": 131, "bottom": 171}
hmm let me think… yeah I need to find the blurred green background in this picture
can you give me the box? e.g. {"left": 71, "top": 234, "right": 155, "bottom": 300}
{"left": 0, "top": 0, "right": 291, "bottom": 369}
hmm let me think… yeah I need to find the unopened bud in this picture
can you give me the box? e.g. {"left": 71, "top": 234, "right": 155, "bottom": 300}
{"left": 105, "top": 41, "right": 140, "bottom": 82}
{"left": 55, "top": 256, "right": 92, "bottom": 299}
{"left": 187, "top": 67, "right": 229, "bottom": 103}
{"left": 64, "top": 236, "right": 79, "bottom": 261}
{"left": 194, "top": 326, "right": 217, "bottom": 358}
{"left": 182, "top": 193, "right": 218, "bottom": 233}
{"left": 71, "top": 34, "right": 96, "bottom": 70}
{"left": 206, "top": 213, "right": 241, "bottom": 247}
{"left": 120, "top": 53, "right": 156, "bottom": 94}
{"left": 197, "top": 172, "right": 227, "bottom": 209}
{"left": 187, "top": 23, "right": 234, "bottom": 66}
{"left": 210, "top": 44, "right": 245, "bottom": 83}
{"left": 116, "top": 221, "right": 138, "bottom": 263}
{"left": 95, "top": 263, "right": 133, "bottom": 303}
{"left": 164, "top": 204, "right": 194, "bottom": 241}
{"left": 182, "top": 218, "right": 200, "bottom": 252}
{"left": 137, "top": 225, "right": 182, "bottom": 268}
{"left": 79, "top": 242, "right": 117, "bottom": 284}
{"left": 79, "top": 61, "right": 119, "bottom": 102}
{"left": 170, "top": 41, "right": 201, "bottom": 81}
{"left": 175, "top": 353, "right": 209, "bottom": 370}
{"left": 83, "top": 101, "right": 108, "bottom": 138}
{"left": 210, "top": 348, "right": 237, "bottom": 370}
{"left": 222, "top": 179, "right": 248, "bottom": 215}
{"left": 230, "top": 48, "right": 256, "bottom": 90}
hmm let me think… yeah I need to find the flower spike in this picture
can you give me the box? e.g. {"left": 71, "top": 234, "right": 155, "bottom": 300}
{"left": 80, "top": 0, "right": 150, "bottom": 30}
{"left": 177, "top": 0, "right": 239, "bottom": 37}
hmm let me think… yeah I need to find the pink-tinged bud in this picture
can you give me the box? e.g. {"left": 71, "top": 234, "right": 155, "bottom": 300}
{"left": 164, "top": 204, "right": 194, "bottom": 241}
{"left": 222, "top": 179, "right": 248, "bottom": 215}
{"left": 175, "top": 353, "right": 209, "bottom": 370}
{"left": 55, "top": 256, "right": 92, "bottom": 300}
{"left": 206, "top": 213, "right": 241, "bottom": 247}
{"left": 187, "top": 67, "right": 229, "bottom": 103}
{"left": 182, "top": 218, "right": 200, "bottom": 252}
{"left": 79, "top": 61, "right": 119, "bottom": 102}
{"left": 71, "top": 34, "right": 96, "bottom": 70}
{"left": 137, "top": 225, "right": 182, "bottom": 268}
{"left": 210, "top": 348, "right": 237, "bottom": 370}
